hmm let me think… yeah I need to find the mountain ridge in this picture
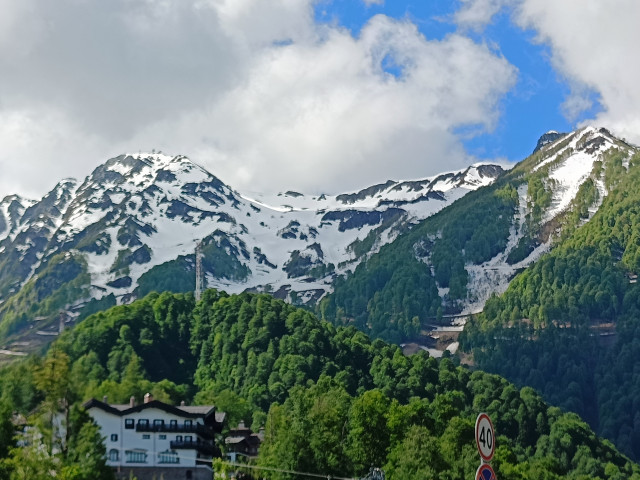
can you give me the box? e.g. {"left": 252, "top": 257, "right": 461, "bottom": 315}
{"left": 2, "top": 125, "right": 631, "bottom": 348}
{"left": 0, "top": 151, "right": 504, "bottom": 345}
{"left": 321, "top": 125, "right": 638, "bottom": 341}
{"left": 5, "top": 126, "right": 640, "bottom": 470}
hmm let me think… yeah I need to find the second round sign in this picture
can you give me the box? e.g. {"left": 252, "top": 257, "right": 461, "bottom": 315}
{"left": 475, "top": 413, "right": 495, "bottom": 462}
{"left": 475, "top": 464, "right": 496, "bottom": 480}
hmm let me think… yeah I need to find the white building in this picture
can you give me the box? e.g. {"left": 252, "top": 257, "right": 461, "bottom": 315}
{"left": 85, "top": 394, "right": 225, "bottom": 480}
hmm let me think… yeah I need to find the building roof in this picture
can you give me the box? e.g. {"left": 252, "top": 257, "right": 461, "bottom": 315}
{"left": 225, "top": 431, "right": 262, "bottom": 447}
{"left": 179, "top": 405, "right": 212, "bottom": 414}
{"left": 83, "top": 398, "right": 225, "bottom": 427}
{"left": 107, "top": 404, "right": 133, "bottom": 412}
{"left": 225, "top": 436, "right": 250, "bottom": 445}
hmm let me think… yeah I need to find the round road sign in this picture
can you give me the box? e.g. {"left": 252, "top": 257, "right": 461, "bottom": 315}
{"left": 475, "top": 413, "right": 495, "bottom": 462}
{"left": 476, "top": 464, "right": 497, "bottom": 480}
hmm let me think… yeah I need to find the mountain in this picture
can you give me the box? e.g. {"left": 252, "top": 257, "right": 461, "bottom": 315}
{"left": 0, "top": 195, "right": 36, "bottom": 242}
{"left": 0, "top": 152, "right": 503, "bottom": 345}
{"left": 458, "top": 129, "right": 640, "bottom": 459}
{"left": 532, "top": 130, "right": 567, "bottom": 153}
{"left": 321, "top": 126, "right": 637, "bottom": 341}
{"left": 313, "top": 124, "right": 640, "bottom": 459}
{"left": 3, "top": 126, "right": 640, "bottom": 471}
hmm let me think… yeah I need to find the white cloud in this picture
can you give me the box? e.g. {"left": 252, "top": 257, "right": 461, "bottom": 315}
{"left": 128, "top": 15, "right": 517, "bottom": 194}
{"left": 455, "top": 0, "right": 512, "bottom": 31}
{"left": 0, "top": 108, "right": 109, "bottom": 199}
{"left": 363, "top": 0, "right": 385, "bottom": 6}
{"left": 454, "top": 0, "right": 640, "bottom": 144}
{"left": 515, "top": 0, "right": 640, "bottom": 143}
{"left": 211, "top": 0, "right": 315, "bottom": 47}
{"left": 560, "top": 88, "right": 595, "bottom": 124}
{"left": 0, "top": 0, "right": 517, "bottom": 199}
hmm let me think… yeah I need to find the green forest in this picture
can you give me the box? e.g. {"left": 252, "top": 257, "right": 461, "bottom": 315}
{"left": 320, "top": 181, "right": 519, "bottom": 343}
{"left": 0, "top": 290, "right": 638, "bottom": 479}
{"left": 320, "top": 129, "right": 631, "bottom": 346}
{"left": 461, "top": 148, "right": 640, "bottom": 460}
{"left": 315, "top": 129, "right": 640, "bottom": 465}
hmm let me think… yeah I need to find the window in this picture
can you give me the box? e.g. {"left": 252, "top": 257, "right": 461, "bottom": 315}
{"left": 142, "top": 434, "right": 150, "bottom": 440}
{"left": 176, "top": 435, "right": 183, "bottom": 442}
{"left": 159, "top": 434, "right": 167, "bottom": 440}
{"left": 153, "top": 419, "right": 164, "bottom": 427}
{"left": 125, "top": 450, "right": 147, "bottom": 463}
{"left": 124, "top": 419, "right": 134, "bottom": 429}
{"left": 138, "top": 419, "right": 149, "bottom": 426}
{"left": 158, "top": 450, "right": 179, "bottom": 464}
{"left": 108, "top": 449, "right": 119, "bottom": 461}
{"left": 169, "top": 419, "right": 178, "bottom": 428}
{"left": 110, "top": 434, "right": 118, "bottom": 442}
{"left": 185, "top": 435, "right": 193, "bottom": 443}
{"left": 184, "top": 419, "right": 192, "bottom": 427}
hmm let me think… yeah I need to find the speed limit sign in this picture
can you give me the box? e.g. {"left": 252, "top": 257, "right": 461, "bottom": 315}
{"left": 475, "top": 413, "right": 495, "bottom": 462}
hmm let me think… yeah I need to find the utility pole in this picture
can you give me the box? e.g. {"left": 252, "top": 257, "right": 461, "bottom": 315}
{"left": 195, "top": 240, "right": 203, "bottom": 301}
{"left": 58, "top": 310, "right": 66, "bottom": 334}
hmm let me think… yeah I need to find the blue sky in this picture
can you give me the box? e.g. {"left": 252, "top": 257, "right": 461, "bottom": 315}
{"left": 0, "top": 0, "right": 637, "bottom": 198}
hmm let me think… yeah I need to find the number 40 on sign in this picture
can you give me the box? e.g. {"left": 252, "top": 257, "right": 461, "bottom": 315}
{"left": 475, "top": 413, "right": 495, "bottom": 462}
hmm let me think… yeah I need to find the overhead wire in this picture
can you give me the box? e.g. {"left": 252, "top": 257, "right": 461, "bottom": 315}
{"left": 108, "top": 444, "right": 358, "bottom": 479}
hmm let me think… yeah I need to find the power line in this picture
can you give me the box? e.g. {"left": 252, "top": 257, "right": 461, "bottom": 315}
{"left": 107, "top": 445, "right": 357, "bottom": 479}
{"left": 222, "top": 460, "right": 357, "bottom": 480}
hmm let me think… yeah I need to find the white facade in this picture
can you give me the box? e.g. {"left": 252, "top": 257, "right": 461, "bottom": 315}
{"left": 85, "top": 397, "right": 224, "bottom": 472}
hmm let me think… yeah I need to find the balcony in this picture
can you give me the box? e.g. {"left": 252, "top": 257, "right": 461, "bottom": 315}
{"left": 135, "top": 422, "right": 213, "bottom": 438}
{"left": 170, "top": 439, "right": 220, "bottom": 457}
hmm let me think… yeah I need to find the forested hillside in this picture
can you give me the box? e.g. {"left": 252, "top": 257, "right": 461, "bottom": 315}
{"left": 1, "top": 290, "right": 638, "bottom": 479}
{"left": 319, "top": 181, "right": 519, "bottom": 342}
{"left": 461, "top": 145, "right": 640, "bottom": 459}
{"left": 322, "top": 128, "right": 638, "bottom": 346}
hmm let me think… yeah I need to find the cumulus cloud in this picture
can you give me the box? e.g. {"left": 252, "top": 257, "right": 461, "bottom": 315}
{"left": 455, "top": 0, "right": 512, "bottom": 31}
{"left": 0, "top": 0, "right": 516, "bottom": 199}
{"left": 455, "top": 0, "right": 640, "bottom": 144}
{"left": 0, "top": 108, "right": 108, "bottom": 198}
{"left": 515, "top": 0, "right": 640, "bottom": 143}
{"left": 129, "top": 15, "right": 517, "bottom": 194}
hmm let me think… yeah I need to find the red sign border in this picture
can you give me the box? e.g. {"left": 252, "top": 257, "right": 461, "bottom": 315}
{"left": 475, "top": 463, "right": 496, "bottom": 480}
{"left": 475, "top": 412, "right": 495, "bottom": 462}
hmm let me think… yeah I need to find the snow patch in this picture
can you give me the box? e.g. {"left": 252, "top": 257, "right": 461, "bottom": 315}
{"left": 459, "top": 127, "right": 632, "bottom": 315}
{"left": 0, "top": 151, "right": 506, "bottom": 310}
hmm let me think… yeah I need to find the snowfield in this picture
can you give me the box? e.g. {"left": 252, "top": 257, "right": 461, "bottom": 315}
{"left": 0, "top": 153, "right": 505, "bottom": 306}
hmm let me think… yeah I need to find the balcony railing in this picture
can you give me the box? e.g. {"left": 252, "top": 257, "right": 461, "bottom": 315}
{"left": 135, "top": 422, "right": 213, "bottom": 438}
{"left": 170, "top": 439, "right": 219, "bottom": 457}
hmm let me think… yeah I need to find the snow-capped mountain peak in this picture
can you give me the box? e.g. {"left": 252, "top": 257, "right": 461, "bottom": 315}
{"left": 0, "top": 195, "right": 33, "bottom": 241}
{"left": 462, "top": 125, "right": 637, "bottom": 314}
{"left": 2, "top": 125, "right": 636, "bottom": 349}
{"left": 533, "top": 130, "right": 568, "bottom": 154}
{"left": 0, "top": 153, "right": 505, "bottom": 312}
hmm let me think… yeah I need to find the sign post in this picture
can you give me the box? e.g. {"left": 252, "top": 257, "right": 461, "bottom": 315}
{"left": 475, "top": 413, "right": 497, "bottom": 480}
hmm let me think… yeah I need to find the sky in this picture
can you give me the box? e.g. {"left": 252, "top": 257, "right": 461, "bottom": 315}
{"left": 1, "top": 0, "right": 639, "bottom": 199}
